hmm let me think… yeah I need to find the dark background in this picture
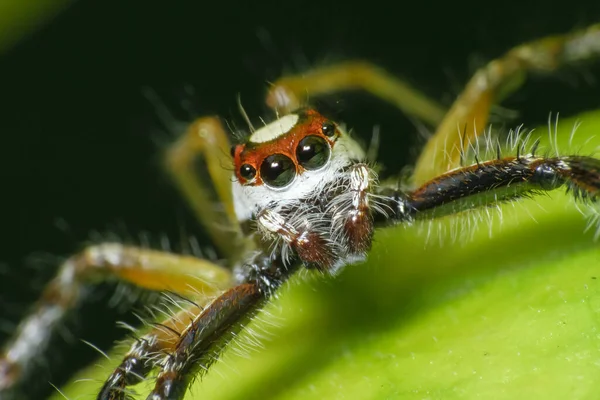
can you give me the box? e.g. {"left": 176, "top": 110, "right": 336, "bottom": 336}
{"left": 1, "top": 0, "right": 600, "bottom": 398}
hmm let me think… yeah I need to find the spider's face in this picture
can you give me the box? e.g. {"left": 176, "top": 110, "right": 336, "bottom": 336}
{"left": 231, "top": 109, "right": 365, "bottom": 221}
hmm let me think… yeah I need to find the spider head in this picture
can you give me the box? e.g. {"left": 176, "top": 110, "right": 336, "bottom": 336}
{"left": 231, "top": 109, "right": 365, "bottom": 222}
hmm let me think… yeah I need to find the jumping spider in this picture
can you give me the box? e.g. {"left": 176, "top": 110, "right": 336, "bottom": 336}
{"left": 2, "top": 24, "right": 600, "bottom": 400}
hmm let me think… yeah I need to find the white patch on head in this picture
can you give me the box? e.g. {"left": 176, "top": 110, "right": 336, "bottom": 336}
{"left": 249, "top": 114, "right": 299, "bottom": 143}
{"left": 232, "top": 128, "right": 366, "bottom": 222}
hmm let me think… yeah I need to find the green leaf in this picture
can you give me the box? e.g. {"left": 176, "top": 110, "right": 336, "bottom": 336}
{"left": 55, "top": 110, "right": 600, "bottom": 400}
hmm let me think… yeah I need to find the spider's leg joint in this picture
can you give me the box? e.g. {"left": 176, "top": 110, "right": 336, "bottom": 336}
{"left": 530, "top": 161, "right": 567, "bottom": 191}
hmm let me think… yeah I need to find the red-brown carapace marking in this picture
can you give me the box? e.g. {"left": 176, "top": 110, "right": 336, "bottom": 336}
{"left": 232, "top": 109, "right": 338, "bottom": 185}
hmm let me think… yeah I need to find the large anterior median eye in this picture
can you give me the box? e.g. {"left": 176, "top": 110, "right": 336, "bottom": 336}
{"left": 260, "top": 154, "right": 296, "bottom": 188}
{"left": 296, "top": 135, "right": 330, "bottom": 170}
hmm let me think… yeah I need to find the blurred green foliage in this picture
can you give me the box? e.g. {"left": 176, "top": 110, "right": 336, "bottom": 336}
{"left": 0, "top": 0, "right": 72, "bottom": 53}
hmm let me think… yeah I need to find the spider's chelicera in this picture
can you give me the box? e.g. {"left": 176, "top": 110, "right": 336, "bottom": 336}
{"left": 2, "top": 23, "right": 600, "bottom": 400}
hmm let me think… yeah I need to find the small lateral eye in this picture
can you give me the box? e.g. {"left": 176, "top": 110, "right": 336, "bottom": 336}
{"left": 240, "top": 164, "right": 256, "bottom": 180}
{"left": 260, "top": 154, "right": 296, "bottom": 188}
{"left": 230, "top": 145, "right": 236, "bottom": 157}
{"left": 296, "top": 135, "right": 330, "bottom": 170}
{"left": 321, "top": 121, "right": 336, "bottom": 137}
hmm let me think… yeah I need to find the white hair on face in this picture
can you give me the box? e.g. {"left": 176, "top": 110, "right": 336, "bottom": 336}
{"left": 232, "top": 130, "right": 366, "bottom": 222}
{"left": 249, "top": 114, "right": 299, "bottom": 143}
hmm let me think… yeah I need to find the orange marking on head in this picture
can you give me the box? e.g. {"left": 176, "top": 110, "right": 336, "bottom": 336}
{"left": 232, "top": 109, "right": 338, "bottom": 185}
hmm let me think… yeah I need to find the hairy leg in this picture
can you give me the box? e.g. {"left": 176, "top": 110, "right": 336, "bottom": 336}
{"left": 413, "top": 24, "right": 600, "bottom": 184}
{"left": 0, "top": 244, "right": 232, "bottom": 397}
{"left": 256, "top": 207, "right": 336, "bottom": 269}
{"left": 147, "top": 253, "right": 299, "bottom": 400}
{"left": 165, "top": 116, "right": 246, "bottom": 262}
{"left": 98, "top": 304, "right": 205, "bottom": 400}
{"left": 266, "top": 61, "right": 446, "bottom": 126}
{"left": 376, "top": 151, "right": 600, "bottom": 224}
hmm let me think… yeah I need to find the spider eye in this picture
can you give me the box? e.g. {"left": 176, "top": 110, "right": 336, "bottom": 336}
{"left": 321, "top": 121, "right": 336, "bottom": 137}
{"left": 240, "top": 164, "right": 256, "bottom": 180}
{"left": 296, "top": 135, "right": 330, "bottom": 170}
{"left": 260, "top": 154, "right": 295, "bottom": 188}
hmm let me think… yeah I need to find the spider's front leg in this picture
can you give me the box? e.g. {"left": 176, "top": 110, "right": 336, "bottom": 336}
{"left": 413, "top": 24, "right": 600, "bottom": 184}
{"left": 146, "top": 252, "right": 300, "bottom": 400}
{"left": 377, "top": 150, "right": 600, "bottom": 225}
{"left": 0, "top": 245, "right": 232, "bottom": 399}
{"left": 97, "top": 306, "right": 201, "bottom": 400}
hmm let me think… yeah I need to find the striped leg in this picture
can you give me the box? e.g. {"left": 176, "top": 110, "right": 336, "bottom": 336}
{"left": 0, "top": 244, "right": 232, "bottom": 399}
{"left": 413, "top": 24, "right": 600, "bottom": 184}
